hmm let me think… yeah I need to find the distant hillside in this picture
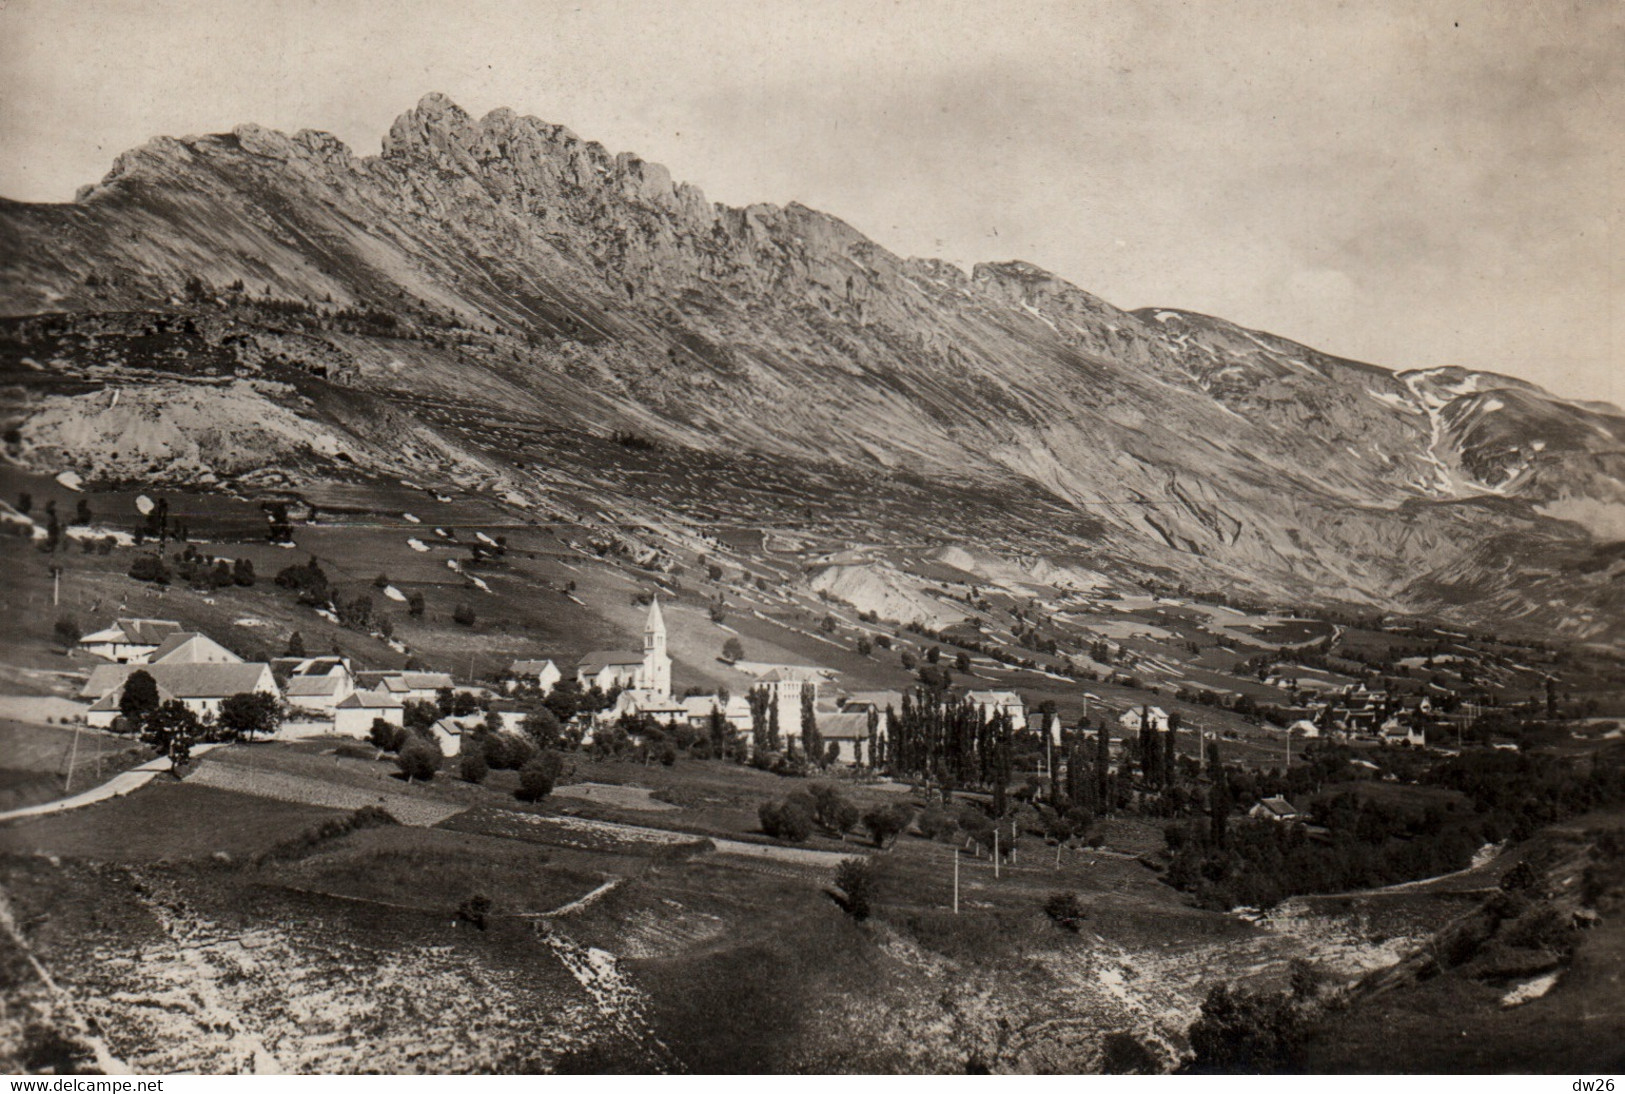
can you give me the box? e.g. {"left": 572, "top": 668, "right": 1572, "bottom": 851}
{"left": 3, "top": 92, "right": 1624, "bottom": 644}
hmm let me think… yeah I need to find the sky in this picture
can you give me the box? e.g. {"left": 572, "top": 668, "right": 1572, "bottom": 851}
{"left": 2, "top": 0, "right": 1620, "bottom": 405}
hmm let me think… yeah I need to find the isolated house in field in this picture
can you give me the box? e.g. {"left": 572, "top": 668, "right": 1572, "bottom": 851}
{"left": 78, "top": 618, "right": 183, "bottom": 663}
{"left": 333, "top": 690, "right": 405, "bottom": 737}
{"left": 1118, "top": 706, "right": 1172, "bottom": 733}
{"left": 150, "top": 632, "right": 243, "bottom": 665}
{"left": 81, "top": 661, "right": 279, "bottom": 727}
{"left": 966, "top": 690, "right": 1028, "bottom": 732}
{"left": 1248, "top": 796, "right": 1305, "bottom": 823}
{"left": 505, "top": 659, "right": 562, "bottom": 694}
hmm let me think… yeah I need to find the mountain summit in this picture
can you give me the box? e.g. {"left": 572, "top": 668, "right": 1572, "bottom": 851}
{"left": 3, "top": 93, "right": 1623, "bottom": 643}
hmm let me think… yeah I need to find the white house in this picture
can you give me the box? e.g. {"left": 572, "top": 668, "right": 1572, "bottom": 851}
{"left": 576, "top": 651, "right": 645, "bottom": 692}
{"left": 818, "top": 710, "right": 879, "bottom": 766}
{"left": 506, "top": 659, "right": 562, "bottom": 694}
{"left": 1288, "top": 718, "right": 1321, "bottom": 739}
{"left": 354, "top": 670, "right": 456, "bottom": 703}
{"left": 1118, "top": 706, "right": 1172, "bottom": 733}
{"left": 333, "top": 690, "right": 405, "bottom": 737}
{"left": 275, "top": 656, "right": 356, "bottom": 712}
{"left": 78, "top": 618, "right": 183, "bottom": 663}
{"left": 82, "top": 661, "right": 279, "bottom": 727}
{"left": 605, "top": 688, "right": 689, "bottom": 727}
{"left": 966, "top": 690, "right": 1028, "bottom": 732}
{"left": 681, "top": 694, "right": 753, "bottom": 733}
{"left": 1378, "top": 717, "right": 1426, "bottom": 747}
{"left": 749, "top": 665, "right": 833, "bottom": 748}
{"left": 1249, "top": 796, "right": 1305, "bottom": 822}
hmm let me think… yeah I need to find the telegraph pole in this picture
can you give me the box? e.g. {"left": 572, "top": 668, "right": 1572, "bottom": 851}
{"left": 63, "top": 723, "right": 81, "bottom": 793}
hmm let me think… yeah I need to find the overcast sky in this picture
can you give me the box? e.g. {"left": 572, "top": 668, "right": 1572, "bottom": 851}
{"left": 2, "top": 0, "right": 1619, "bottom": 405}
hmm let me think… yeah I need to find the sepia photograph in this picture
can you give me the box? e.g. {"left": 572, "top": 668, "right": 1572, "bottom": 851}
{"left": 1, "top": 0, "right": 1622, "bottom": 1077}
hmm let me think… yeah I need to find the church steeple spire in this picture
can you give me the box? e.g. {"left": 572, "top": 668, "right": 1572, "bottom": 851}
{"left": 641, "top": 596, "right": 671, "bottom": 698}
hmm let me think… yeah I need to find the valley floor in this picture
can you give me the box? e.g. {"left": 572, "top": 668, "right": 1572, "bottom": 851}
{"left": 0, "top": 720, "right": 1452, "bottom": 1074}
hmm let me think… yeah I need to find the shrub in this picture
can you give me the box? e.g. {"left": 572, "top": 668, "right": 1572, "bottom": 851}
{"left": 218, "top": 691, "right": 281, "bottom": 740}
{"left": 53, "top": 614, "right": 81, "bottom": 649}
{"left": 833, "top": 857, "right": 876, "bottom": 920}
{"left": 521, "top": 707, "right": 561, "bottom": 750}
{"left": 915, "top": 806, "right": 957, "bottom": 841}
{"left": 128, "top": 554, "right": 170, "bottom": 584}
{"left": 452, "top": 602, "right": 477, "bottom": 626}
{"left": 1186, "top": 983, "right": 1311, "bottom": 1074}
{"left": 1502, "top": 903, "right": 1573, "bottom": 951}
{"left": 864, "top": 804, "right": 910, "bottom": 848}
{"left": 833, "top": 798, "right": 862, "bottom": 835}
{"left": 457, "top": 893, "right": 493, "bottom": 930}
{"left": 517, "top": 751, "right": 564, "bottom": 802}
{"left": 458, "top": 746, "right": 489, "bottom": 784}
{"left": 1043, "top": 891, "right": 1086, "bottom": 932}
{"left": 369, "top": 717, "right": 407, "bottom": 752}
{"left": 486, "top": 730, "right": 537, "bottom": 770}
{"left": 759, "top": 797, "right": 813, "bottom": 842}
{"left": 722, "top": 636, "right": 744, "bottom": 662}
{"left": 396, "top": 737, "right": 442, "bottom": 781}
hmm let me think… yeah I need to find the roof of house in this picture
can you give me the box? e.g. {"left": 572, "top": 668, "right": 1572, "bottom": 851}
{"left": 578, "top": 651, "right": 644, "bottom": 674}
{"left": 1254, "top": 796, "right": 1303, "bottom": 818}
{"left": 118, "top": 618, "right": 184, "bottom": 645}
{"left": 286, "top": 675, "right": 346, "bottom": 697}
{"left": 966, "top": 690, "right": 1024, "bottom": 706}
{"left": 335, "top": 690, "right": 404, "bottom": 710}
{"left": 755, "top": 665, "right": 828, "bottom": 684}
{"left": 272, "top": 656, "right": 350, "bottom": 677}
{"left": 508, "top": 659, "right": 559, "bottom": 676}
{"left": 818, "top": 712, "right": 872, "bottom": 740}
{"left": 81, "top": 618, "right": 182, "bottom": 647}
{"left": 841, "top": 691, "right": 903, "bottom": 711}
{"left": 81, "top": 662, "right": 273, "bottom": 701}
{"left": 151, "top": 633, "right": 244, "bottom": 665}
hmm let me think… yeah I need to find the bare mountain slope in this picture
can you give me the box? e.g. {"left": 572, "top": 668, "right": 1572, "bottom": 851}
{"left": 2, "top": 93, "right": 1622, "bottom": 642}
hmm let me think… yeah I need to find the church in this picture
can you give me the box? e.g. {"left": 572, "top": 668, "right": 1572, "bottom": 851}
{"left": 576, "top": 598, "right": 672, "bottom": 700}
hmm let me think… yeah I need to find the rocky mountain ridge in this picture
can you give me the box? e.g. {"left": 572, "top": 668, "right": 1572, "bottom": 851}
{"left": 2, "top": 93, "right": 1623, "bottom": 643}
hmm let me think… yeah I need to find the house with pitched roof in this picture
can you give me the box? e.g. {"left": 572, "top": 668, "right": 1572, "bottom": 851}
{"left": 333, "top": 690, "right": 405, "bottom": 737}
{"left": 1118, "top": 705, "right": 1172, "bottom": 733}
{"left": 353, "top": 670, "right": 455, "bottom": 703}
{"left": 150, "top": 632, "right": 243, "bottom": 665}
{"left": 681, "top": 694, "right": 753, "bottom": 733}
{"left": 78, "top": 618, "right": 183, "bottom": 663}
{"left": 82, "top": 662, "right": 279, "bottom": 728}
{"left": 966, "top": 690, "right": 1028, "bottom": 731}
{"left": 505, "top": 659, "right": 562, "bottom": 694}
{"left": 1248, "top": 796, "right": 1305, "bottom": 823}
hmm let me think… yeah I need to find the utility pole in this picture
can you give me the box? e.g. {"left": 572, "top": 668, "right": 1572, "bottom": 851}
{"left": 63, "top": 723, "right": 81, "bottom": 793}
{"left": 952, "top": 845, "right": 959, "bottom": 914}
